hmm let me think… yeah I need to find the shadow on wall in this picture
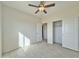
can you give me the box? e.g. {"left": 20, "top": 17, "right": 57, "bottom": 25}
{"left": 18, "top": 32, "right": 30, "bottom": 48}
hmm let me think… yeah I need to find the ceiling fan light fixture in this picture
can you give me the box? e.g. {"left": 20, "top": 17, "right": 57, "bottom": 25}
{"left": 39, "top": 7, "right": 45, "bottom": 12}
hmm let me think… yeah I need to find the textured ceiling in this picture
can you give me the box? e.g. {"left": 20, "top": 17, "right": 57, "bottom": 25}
{"left": 2, "top": 1, "right": 79, "bottom": 18}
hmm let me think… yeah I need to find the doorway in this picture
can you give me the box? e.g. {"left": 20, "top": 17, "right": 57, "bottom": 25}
{"left": 53, "top": 21, "right": 62, "bottom": 45}
{"left": 42, "top": 23, "right": 47, "bottom": 42}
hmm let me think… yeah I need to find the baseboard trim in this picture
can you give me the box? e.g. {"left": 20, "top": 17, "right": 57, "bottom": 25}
{"left": 62, "top": 46, "right": 79, "bottom": 52}
{"left": 30, "top": 40, "right": 43, "bottom": 45}
{"left": 2, "top": 47, "right": 20, "bottom": 55}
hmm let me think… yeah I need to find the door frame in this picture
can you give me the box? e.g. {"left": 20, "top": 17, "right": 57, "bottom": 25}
{"left": 52, "top": 20, "right": 62, "bottom": 45}
{"left": 42, "top": 23, "right": 47, "bottom": 42}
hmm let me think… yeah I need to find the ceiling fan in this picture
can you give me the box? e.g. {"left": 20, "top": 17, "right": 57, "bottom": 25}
{"left": 28, "top": 1, "right": 55, "bottom": 14}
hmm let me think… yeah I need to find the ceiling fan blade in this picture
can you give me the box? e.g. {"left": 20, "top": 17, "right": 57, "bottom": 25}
{"left": 28, "top": 4, "right": 39, "bottom": 7}
{"left": 40, "top": 1, "right": 45, "bottom": 5}
{"left": 35, "top": 9, "right": 39, "bottom": 14}
{"left": 45, "top": 3, "right": 55, "bottom": 8}
{"left": 43, "top": 10, "right": 47, "bottom": 14}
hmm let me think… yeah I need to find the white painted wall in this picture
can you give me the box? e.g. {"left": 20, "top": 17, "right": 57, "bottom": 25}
{"left": 78, "top": 17, "right": 79, "bottom": 50}
{"left": 2, "top": 5, "right": 42, "bottom": 53}
{"left": 0, "top": 3, "right": 2, "bottom": 57}
{"left": 42, "top": 16, "right": 79, "bottom": 51}
{"left": 42, "top": 6, "right": 79, "bottom": 51}
{"left": 36, "top": 22, "right": 42, "bottom": 42}
{"left": 47, "top": 21, "right": 53, "bottom": 44}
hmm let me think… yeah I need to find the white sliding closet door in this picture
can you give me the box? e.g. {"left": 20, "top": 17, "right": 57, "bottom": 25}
{"left": 53, "top": 21, "right": 62, "bottom": 44}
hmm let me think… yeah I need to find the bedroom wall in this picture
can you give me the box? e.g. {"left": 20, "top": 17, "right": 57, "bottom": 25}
{"left": 0, "top": 3, "right": 2, "bottom": 57}
{"left": 42, "top": 6, "right": 79, "bottom": 51}
{"left": 42, "top": 17, "right": 79, "bottom": 51}
{"left": 2, "top": 5, "right": 42, "bottom": 53}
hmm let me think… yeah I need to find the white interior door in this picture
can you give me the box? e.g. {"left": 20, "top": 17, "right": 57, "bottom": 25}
{"left": 53, "top": 21, "right": 62, "bottom": 44}
{"left": 42, "top": 23, "right": 47, "bottom": 41}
